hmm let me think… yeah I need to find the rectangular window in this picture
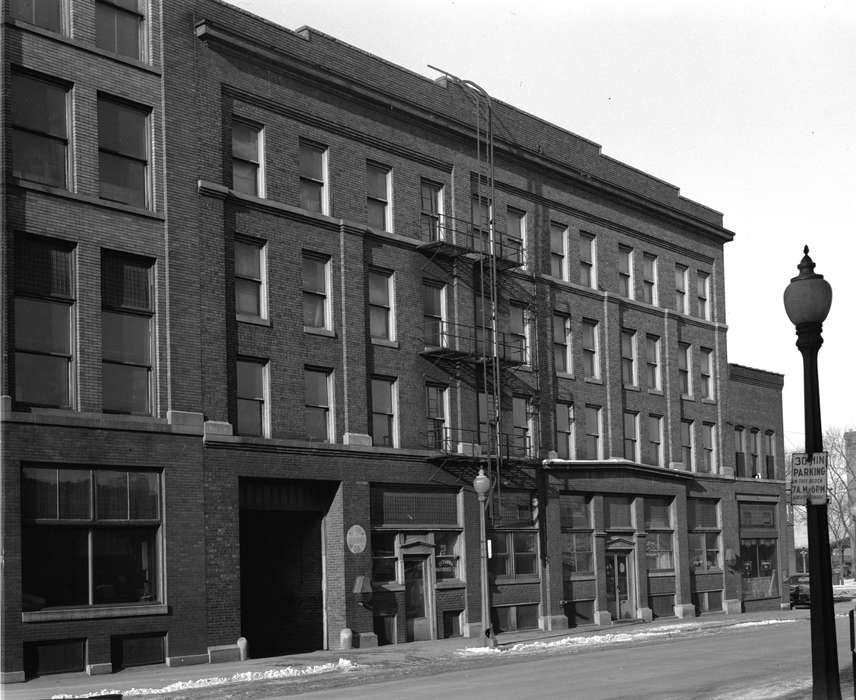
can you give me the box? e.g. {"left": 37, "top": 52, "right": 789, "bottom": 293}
{"left": 646, "top": 532, "right": 674, "bottom": 571}
{"left": 689, "top": 499, "right": 720, "bottom": 571}
{"left": 679, "top": 342, "right": 692, "bottom": 396}
{"left": 471, "top": 196, "right": 491, "bottom": 253}
{"left": 553, "top": 313, "right": 571, "bottom": 375}
{"left": 740, "top": 537, "right": 779, "bottom": 600}
{"left": 700, "top": 347, "right": 714, "bottom": 399}
{"left": 478, "top": 391, "right": 496, "bottom": 452}
{"left": 231, "top": 119, "right": 262, "bottom": 197}
{"left": 371, "top": 532, "right": 397, "bottom": 583}
{"left": 422, "top": 281, "right": 446, "bottom": 348}
{"left": 750, "top": 429, "right": 760, "bottom": 476}
{"left": 555, "top": 402, "right": 575, "bottom": 460}
{"left": 371, "top": 377, "right": 396, "bottom": 447}
{"left": 304, "top": 367, "right": 332, "bottom": 442}
{"left": 98, "top": 95, "right": 149, "bottom": 208}
{"left": 700, "top": 422, "right": 716, "bottom": 473}
{"left": 642, "top": 253, "right": 658, "bottom": 305}
{"left": 234, "top": 238, "right": 266, "bottom": 319}
{"left": 618, "top": 245, "right": 634, "bottom": 298}
{"left": 646, "top": 334, "right": 661, "bottom": 391}
{"left": 697, "top": 270, "right": 711, "bottom": 320}
{"left": 580, "top": 233, "right": 596, "bottom": 288}
{"left": 369, "top": 270, "right": 394, "bottom": 341}
{"left": 22, "top": 466, "right": 160, "bottom": 609}
{"left": 604, "top": 496, "right": 632, "bottom": 529}
{"left": 435, "top": 531, "right": 460, "bottom": 580}
{"left": 95, "top": 0, "right": 143, "bottom": 60}
{"left": 735, "top": 427, "right": 747, "bottom": 477}
{"left": 764, "top": 431, "right": 776, "bottom": 479}
{"left": 489, "top": 531, "right": 537, "bottom": 578}
{"left": 648, "top": 414, "right": 663, "bottom": 466}
{"left": 562, "top": 532, "right": 594, "bottom": 576}
{"left": 582, "top": 319, "right": 600, "bottom": 379}
{"left": 299, "top": 140, "right": 328, "bottom": 214}
{"left": 583, "top": 405, "right": 602, "bottom": 460}
{"left": 420, "top": 180, "right": 444, "bottom": 241}
{"left": 367, "top": 162, "right": 391, "bottom": 231}
{"left": 508, "top": 303, "right": 530, "bottom": 365}
{"left": 236, "top": 358, "right": 267, "bottom": 437}
{"left": 425, "top": 383, "right": 448, "bottom": 450}
{"left": 302, "top": 253, "right": 331, "bottom": 331}
{"left": 101, "top": 252, "right": 153, "bottom": 415}
{"left": 505, "top": 207, "right": 526, "bottom": 266}
{"left": 560, "top": 494, "right": 592, "bottom": 530}
{"left": 14, "top": 236, "right": 75, "bottom": 409}
{"left": 623, "top": 411, "right": 639, "bottom": 461}
{"left": 11, "top": 0, "right": 63, "bottom": 32}
{"left": 675, "top": 263, "right": 688, "bottom": 313}
{"left": 681, "top": 419, "right": 694, "bottom": 470}
{"left": 550, "top": 223, "right": 568, "bottom": 280}
{"left": 621, "top": 329, "right": 637, "bottom": 386}
{"left": 512, "top": 396, "right": 533, "bottom": 457}
{"left": 11, "top": 71, "right": 69, "bottom": 188}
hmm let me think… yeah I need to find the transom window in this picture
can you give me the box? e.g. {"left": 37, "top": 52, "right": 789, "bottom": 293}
{"left": 367, "top": 162, "right": 391, "bottom": 231}
{"left": 304, "top": 367, "right": 332, "bottom": 442}
{"left": 231, "top": 119, "right": 263, "bottom": 197}
{"left": 14, "top": 235, "right": 75, "bottom": 409}
{"left": 101, "top": 251, "right": 153, "bottom": 415}
{"left": 98, "top": 95, "right": 150, "bottom": 208}
{"left": 22, "top": 466, "right": 160, "bottom": 609}
{"left": 302, "top": 253, "right": 331, "bottom": 331}
{"left": 234, "top": 238, "right": 266, "bottom": 319}
{"left": 11, "top": 71, "right": 69, "bottom": 189}
{"left": 604, "top": 496, "right": 632, "bottom": 529}
{"left": 299, "top": 140, "right": 328, "bottom": 214}
{"left": 96, "top": 0, "right": 144, "bottom": 61}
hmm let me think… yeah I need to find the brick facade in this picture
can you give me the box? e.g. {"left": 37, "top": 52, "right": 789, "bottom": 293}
{"left": 1, "top": 0, "right": 788, "bottom": 682}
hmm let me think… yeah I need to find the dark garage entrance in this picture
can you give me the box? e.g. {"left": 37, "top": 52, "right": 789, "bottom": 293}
{"left": 239, "top": 478, "right": 334, "bottom": 657}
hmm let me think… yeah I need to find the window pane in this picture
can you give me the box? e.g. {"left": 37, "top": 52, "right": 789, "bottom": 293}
{"left": 12, "top": 74, "right": 66, "bottom": 136}
{"left": 372, "top": 414, "right": 392, "bottom": 446}
{"left": 305, "top": 406, "right": 329, "bottom": 441}
{"left": 102, "top": 253, "right": 151, "bottom": 310}
{"left": 22, "top": 526, "right": 89, "bottom": 607}
{"left": 15, "top": 236, "right": 73, "bottom": 298}
{"left": 370, "top": 306, "right": 389, "bottom": 339}
{"left": 372, "top": 379, "right": 392, "bottom": 413}
{"left": 114, "top": 7, "right": 141, "bottom": 59}
{"left": 237, "top": 361, "right": 264, "bottom": 398}
{"left": 303, "top": 257, "right": 326, "bottom": 293}
{"left": 103, "top": 362, "right": 150, "bottom": 414}
{"left": 303, "top": 294, "right": 325, "bottom": 327}
{"left": 96, "top": 470, "right": 128, "bottom": 519}
{"left": 12, "top": 0, "right": 63, "bottom": 32}
{"left": 304, "top": 370, "right": 328, "bottom": 406}
{"left": 99, "top": 151, "right": 146, "bottom": 207}
{"left": 237, "top": 398, "right": 263, "bottom": 436}
{"left": 98, "top": 99, "right": 147, "bottom": 158}
{"left": 367, "top": 199, "right": 386, "bottom": 230}
{"left": 300, "top": 143, "right": 324, "bottom": 180}
{"left": 15, "top": 352, "right": 69, "bottom": 407}
{"left": 93, "top": 527, "right": 157, "bottom": 603}
{"left": 235, "top": 241, "right": 260, "bottom": 278}
{"left": 11, "top": 130, "right": 66, "bottom": 187}
{"left": 367, "top": 164, "right": 388, "bottom": 199}
{"left": 369, "top": 273, "right": 389, "bottom": 306}
{"left": 59, "top": 469, "right": 91, "bottom": 519}
{"left": 22, "top": 467, "right": 58, "bottom": 519}
{"left": 235, "top": 278, "right": 260, "bottom": 316}
{"left": 15, "top": 297, "right": 70, "bottom": 353}
{"left": 231, "top": 121, "right": 259, "bottom": 162}
{"left": 102, "top": 311, "right": 150, "bottom": 364}
{"left": 232, "top": 160, "right": 258, "bottom": 196}
{"left": 300, "top": 180, "right": 323, "bottom": 212}
{"left": 129, "top": 472, "right": 158, "bottom": 519}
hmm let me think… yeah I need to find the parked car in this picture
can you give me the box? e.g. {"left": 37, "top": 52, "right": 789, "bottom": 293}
{"left": 788, "top": 573, "right": 810, "bottom": 608}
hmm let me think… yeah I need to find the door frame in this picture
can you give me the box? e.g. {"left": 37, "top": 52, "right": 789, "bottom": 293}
{"left": 605, "top": 536, "right": 636, "bottom": 621}
{"left": 400, "top": 539, "right": 437, "bottom": 640}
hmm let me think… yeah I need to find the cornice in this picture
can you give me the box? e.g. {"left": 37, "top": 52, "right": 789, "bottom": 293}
{"left": 195, "top": 20, "right": 734, "bottom": 245}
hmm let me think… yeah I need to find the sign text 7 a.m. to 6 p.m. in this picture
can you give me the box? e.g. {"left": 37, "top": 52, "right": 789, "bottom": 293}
{"left": 789, "top": 452, "right": 829, "bottom": 505}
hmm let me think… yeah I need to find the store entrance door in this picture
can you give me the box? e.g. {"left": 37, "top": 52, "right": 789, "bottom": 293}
{"left": 605, "top": 551, "right": 634, "bottom": 620}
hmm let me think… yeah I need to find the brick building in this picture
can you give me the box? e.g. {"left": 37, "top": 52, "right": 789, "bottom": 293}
{"left": 1, "top": 0, "right": 789, "bottom": 682}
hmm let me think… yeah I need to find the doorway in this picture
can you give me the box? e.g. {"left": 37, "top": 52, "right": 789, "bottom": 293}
{"left": 605, "top": 551, "right": 635, "bottom": 620}
{"left": 404, "top": 556, "right": 431, "bottom": 641}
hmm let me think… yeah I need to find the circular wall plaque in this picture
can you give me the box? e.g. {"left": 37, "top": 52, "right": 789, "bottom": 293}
{"left": 346, "top": 524, "right": 367, "bottom": 554}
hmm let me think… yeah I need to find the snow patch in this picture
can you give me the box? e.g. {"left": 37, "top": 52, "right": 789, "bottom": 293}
{"left": 50, "top": 658, "right": 360, "bottom": 698}
{"left": 709, "top": 677, "right": 812, "bottom": 699}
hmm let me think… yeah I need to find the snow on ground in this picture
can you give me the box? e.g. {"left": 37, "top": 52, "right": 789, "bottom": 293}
{"left": 50, "top": 658, "right": 360, "bottom": 699}
{"left": 458, "top": 619, "right": 799, "bottom": 657}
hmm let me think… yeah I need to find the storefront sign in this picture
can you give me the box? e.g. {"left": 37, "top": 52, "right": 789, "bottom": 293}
{"left": 789, "top": 452, "right": 828, "bottom": 505}
{"left": 346, "top": 525, "right": 367, "bottom": 554}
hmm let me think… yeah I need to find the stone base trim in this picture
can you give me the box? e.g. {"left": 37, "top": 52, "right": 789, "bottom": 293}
{"left": 462, "top": 621, "right": 483, "bottom": 638}
{"left": 540, "top": 614, "right": 568, "bottom": 631}
{"left": 723, "top": 598, "right": 742, "bottom": 614}
{"left": 87, "top": 663, "right": 113, "bottom": 676}
{"left": 674, "top": 603, "right": 696, "bottom": 619}
{"left": 204, "top": 420, "right": 233, "bottom": 436}
{"left": 594, "top": 610, "right": 612, "bottom": 626}
{"left": 1, "top": 671, "right": 26, "bottom": 684}
{"left": 636, "top": 607, "right": 653, "bottom": 622}
{"left": 166, "top": 653, "right": 209, "bottom": 667}
{"left": 208, "top": 644, "right": 242, "bottom": 663}
{"left": 356, "top": 632, "right": 378, "bottom": 648}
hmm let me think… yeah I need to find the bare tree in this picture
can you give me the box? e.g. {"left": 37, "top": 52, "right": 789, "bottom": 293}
{"left": 824, "top": 428, "right": 855, "bottom": 582}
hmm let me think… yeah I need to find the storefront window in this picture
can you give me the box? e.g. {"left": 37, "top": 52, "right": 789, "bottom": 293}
{"left": 371, "top": 532, "right": 397, "bottom": 583}
{"left": 741, "top": 537, "right": 779, "bottom": 599}
{"left": 489, "top": 530, "right": 538, "bottom": 578}
{"left": 645, "top": 532, "right": 674, "bottom": 570}
{"left": 434, "top": 531, "right": 460, "bottom": 580}
{"left": 562, "top": 533, "right": 593, "bottom": 576}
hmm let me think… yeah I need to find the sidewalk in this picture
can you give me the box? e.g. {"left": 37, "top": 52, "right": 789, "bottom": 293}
{"left": 1, "top": 607, "right": 813, "bottom": 700}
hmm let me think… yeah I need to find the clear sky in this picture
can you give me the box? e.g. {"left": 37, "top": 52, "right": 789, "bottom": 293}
{"left": 231, "top": 0, "right": 856, "bottom": 450}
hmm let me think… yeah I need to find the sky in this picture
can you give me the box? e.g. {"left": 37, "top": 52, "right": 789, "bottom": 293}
{"left": 231, "top": 0, "right": 856, "bottom": 451}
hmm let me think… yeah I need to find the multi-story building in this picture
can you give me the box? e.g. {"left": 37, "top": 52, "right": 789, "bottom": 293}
{"left": 1, "top": 0, "right": 788, "bottom": 682}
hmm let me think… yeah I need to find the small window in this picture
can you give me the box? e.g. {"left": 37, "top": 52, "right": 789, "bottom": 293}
{"left": 236, "top": 358, "right": 268, "bottom": 437}
{"left": 735, "top": 426, "right": 747, "bottom": 477}
{"left": 623, "top": 411, "right": 639, "bottom": 461}
{"left": 580, "top": 233, "right": 596, "bottom": 288}
{"left": 304, "top": 367, "right": 332, "bottom": 442}
{"left": 678, "top": 342, "right": 692, "bottom": 397}
{"left": 550, "top": 223, "right": 568, "bottom": 280}
{"left": 642, "top": 253, "right": 658, "bottom": 305}
{"left": 700, "top": 423, "right": 716, "bottom": 473}
{"left": 434, "top": 531, "right": 460, "bottom": 580}
{"left": 508, "top": 303, "right": 530, "bottom": 366}
{"left": 618, "top": 245, "right": 634, "bottom": 298}
{"left": 299, "top": 140, "right": 328, "bottom": 214}
{"left": 681, "top": 419, "right": 695, "bottom": 469}
{"left": 420, "top": 180, "right": 444, "bottom": 241}
{"left": 302, "top": 253, "right": 331, "bottom": 331}
{"left": 674, "top": 263, "right": 688, "bottom": 313}
{"left": 511, "top": 396, "right": 534, "bottom": 457}
{"left": 422, "top": 281, "right": 446, "bottom": 348}
{"left": 234, "top": 238, "right": 266, "bottom": 319}
{"left": 583, "top": 405, "right": 602, "bottom": 460}
{"left": 10, "top": 71, "right": 69, "bottom": 189}
{"left": 505, "top": 207, "right": 526, "bottom": 267}
{"left": 101, "top": 251, "right": 153, "bottom": 415}
{"left": 11, "top": 0, "right": 63, "bottom": 32}
{"left": 371, "top": 532, "right": 397, "bottom": 582}
{"left": 646, "top": 334, "right": 661, "bottom": 391}
{"left": 700, "top": 347, "right": 714, "bottom": 399}
{"left": 371, "top": 376, "right": 396, "bottom": 447}
{"left": 367, "top": 162, "right": 391, "bottom": 231}
{"left": 96, "top": 0, "right": 144, "bottom": 61}
{"left": 232, "top": 119, "right": 263, "bottom": 197}
{"left": 553, "top": 313, "right": 571, "bottom": 375}
{"left": 369, "top": 270, "right": 394, "bottom": 341}
{"left": 647, "top": 414, "right": 663, "bottom": 467}
{"left": 98, "top": 95, "right": 150, "bottom": 208}
{"left": 425, "top": 383, "right": 448, "bottom": 450}
{"left": 621, "top": 329, "right": 637, "bottom": 386}
{"left": 555, "top": 402, "right": 574, "bottom": 459}
{"left": 582, "top": 319, "right": 600, "bottom": 379}
{"left": 697, "top": 270, "right": 711, "bottom": 320}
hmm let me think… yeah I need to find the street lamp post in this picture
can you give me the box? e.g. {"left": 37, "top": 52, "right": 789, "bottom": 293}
{"left": 783, "top": 246, "right": 840, "bottom": 700}
{"left": 473, "top": 467, "right": 495, "bottom": 647}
